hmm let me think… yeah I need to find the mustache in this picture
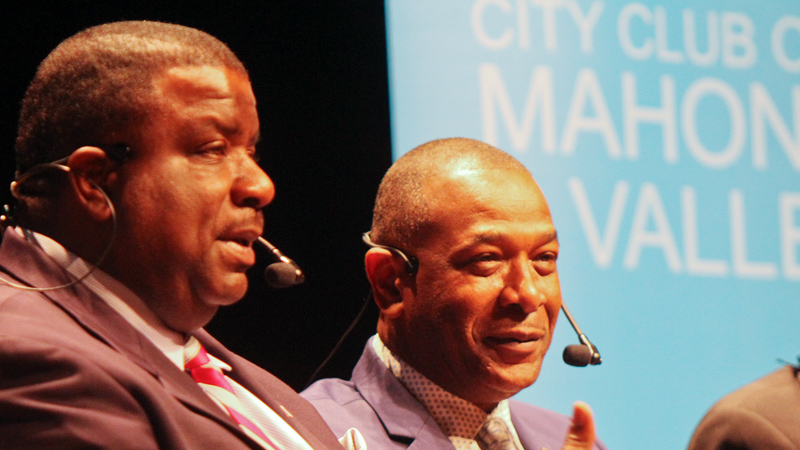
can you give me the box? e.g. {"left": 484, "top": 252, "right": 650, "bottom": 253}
{"left": 220, "top": 212, "right": 265, "bottom": 235}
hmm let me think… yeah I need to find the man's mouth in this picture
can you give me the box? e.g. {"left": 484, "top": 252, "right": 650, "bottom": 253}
{"left": 229, "top": 238, "right": 252, "bottom": 247}
{"left": 482, "top": 329, "right": 547, "bottom": 360}
{"left": 218, "top": 228, "right": 261, "bottom": 266}
{"left": 485, "top": 336, "right": 536, "bottom": 345}
{"left": 219, "top": 226, "right": 261, "bottom": 247}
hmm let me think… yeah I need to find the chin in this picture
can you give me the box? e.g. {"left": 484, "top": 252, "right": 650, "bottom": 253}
{"left": 489, "top": 363, "right": 540, "bottom": 393}
{"left": 203, "top": 276, "right": 250, "bottom": 306}
{"left": 207, "top": 291, "right": 247, "bottom": 307}
{"left": 468, "top": 378, "right": 533, "bottom": 411}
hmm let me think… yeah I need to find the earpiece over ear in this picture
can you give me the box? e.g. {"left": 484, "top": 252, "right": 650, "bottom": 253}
{"left": 67, "top": 146, "right": 122, "bottom": 221}
{"left": 365, "top": 248, "right": 409, "bottom": 318}
{"left": 362, "top": 232, "right": 418, "bottom": 274}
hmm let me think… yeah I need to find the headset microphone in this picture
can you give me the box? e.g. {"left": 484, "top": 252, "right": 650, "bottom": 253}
{"left": 256, "top": 237, "right": 305, "bottom": 288}
{"left": 561, "top": 302, "right": 602, "bottom": 367}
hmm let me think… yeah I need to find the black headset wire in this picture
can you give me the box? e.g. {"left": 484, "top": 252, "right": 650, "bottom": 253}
{"left": 303, "top": 287, "right": 374, "bottom": 390}
{"left": 1, "top": 159, "right": 120, "bottom": 291}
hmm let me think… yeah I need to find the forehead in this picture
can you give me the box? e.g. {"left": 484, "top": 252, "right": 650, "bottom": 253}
{"left": 419, "top": 168, "right": 555, "bottom": 245}
{"left": 151, "top": 65, "right": 254, "bottom": 106}
{"left": 131, "top": 65, "right": 258, "bottom": 142}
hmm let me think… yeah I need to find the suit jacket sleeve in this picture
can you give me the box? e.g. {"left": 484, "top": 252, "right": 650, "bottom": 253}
{"left": 0, "top": 332, "right": 161, "bottom": 450}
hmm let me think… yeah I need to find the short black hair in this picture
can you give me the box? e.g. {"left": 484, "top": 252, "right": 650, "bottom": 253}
{"left": 15, "top": 20, "right": 247, "bottom": 176}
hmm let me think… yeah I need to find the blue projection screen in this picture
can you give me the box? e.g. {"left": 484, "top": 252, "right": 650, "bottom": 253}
{"left": 384, "top": 1, "right": 799, "bottom": 449}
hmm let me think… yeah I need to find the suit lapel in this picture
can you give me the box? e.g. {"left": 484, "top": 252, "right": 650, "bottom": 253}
{"left": 511, "top": 405, "right": 543, "bottom": 450}
{"left": 0, "top": 230, "right": 257, "bottom": 446}
{"left": 197, "top": 330, "right": 336, "bottom": 450}
{"left": 0, "top": 230, "right": 342, "bottom": 449}
{"left": 511, "top": 400, "right": 583, "bottom": 450}
{"left": 352, "top": 342, "right": 454, "bottom": 449}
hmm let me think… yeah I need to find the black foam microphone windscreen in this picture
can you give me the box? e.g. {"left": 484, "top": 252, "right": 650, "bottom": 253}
{"left": 563, "top": 344, "right": 593, "bottom": 367}
{"left": 264, "top": 262, "right": 302, "bottom": 288}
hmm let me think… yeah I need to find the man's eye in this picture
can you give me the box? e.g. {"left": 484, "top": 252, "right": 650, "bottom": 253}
{"left": 532, "top": 252, "right": 558, "bottom": 274}
{"left": 467, "top": 254, "right": 502, "bottom": 276}
{"left": 536, "top": 252, "right": 557, "bottom": 262}
{"left": 196, "top": 143, "right": 227, "bottom": 158}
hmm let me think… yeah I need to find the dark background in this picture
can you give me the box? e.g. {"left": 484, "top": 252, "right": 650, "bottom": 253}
{"left": 0, "top": 2, "right": 391, "bottom": 390}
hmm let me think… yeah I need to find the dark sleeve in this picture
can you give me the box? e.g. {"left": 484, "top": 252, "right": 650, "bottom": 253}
{"left": 687, "top": 406, "right": 795, "bottom": 450}
{"left": 0, "top": 336, "right": 159, "bottom": 450}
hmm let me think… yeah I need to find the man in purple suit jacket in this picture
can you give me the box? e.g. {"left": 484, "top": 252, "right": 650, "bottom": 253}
{"left": 303, "top": 138, "right": 606, "bottom": 450}
{"left": 0, "top": 21, "right": 343, "bottom": 450}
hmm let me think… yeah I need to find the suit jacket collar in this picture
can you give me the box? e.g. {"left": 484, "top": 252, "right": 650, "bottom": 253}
{"left": 0, "top": 229, "right": 264, "bottom": 448}
{"left": 351, "top": 340, "right": 460, "bottom": 449}
{"left": 197, "top": 329, "right": 341, "bottom": 450}
{"left": 351, "top": 340, "right": 560, "bottom": 450}
{"left": 509, "top": 402, "right": 559, "bottom": 450}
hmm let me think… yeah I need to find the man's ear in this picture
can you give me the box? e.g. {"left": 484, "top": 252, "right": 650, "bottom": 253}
{"left": 66, "top": 146, "right": 119, "bottom": 222}
{"left": 365, "top": 247, "right": 412, "bottom": 319}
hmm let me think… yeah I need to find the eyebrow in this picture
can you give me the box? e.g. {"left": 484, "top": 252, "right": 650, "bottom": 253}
{"left": 202, "top": 116, "right": 261, "bottom": 146}
{"left": 461, "top": 229, "right": 559, "bottom": 250}
{"left": 474, "top": 228, "right": 557, "bottom": 243}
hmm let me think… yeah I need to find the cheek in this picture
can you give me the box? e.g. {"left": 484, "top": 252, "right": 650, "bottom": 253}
{"left": 434, "top": 286, "right": 500, "bottom": 338}
{"left": 409, "top": 282, "right": 468, "bottom": 333}
{"left": 119, "top": 186, "right": 215, "bottom": 260}
{"left": 544, "top": 295, "right": 561, "bottom": 326}
{"left": 119, "top": 170, "right": 182, "bottom": 216}
{"left": 415, "top": 264, "right": 505, "bottom": 331}
{"left": 541, "top": 274, "right": 562, "bottom": 319}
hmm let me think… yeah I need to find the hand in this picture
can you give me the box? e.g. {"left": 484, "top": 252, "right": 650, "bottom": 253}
{"left": 561, "top": 401, "right": 596, "bottom": 450}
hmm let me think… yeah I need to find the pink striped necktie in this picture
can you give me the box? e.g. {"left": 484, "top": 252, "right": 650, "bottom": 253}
{"left": 184, "top": 338, "right": 281, "bottom": 449}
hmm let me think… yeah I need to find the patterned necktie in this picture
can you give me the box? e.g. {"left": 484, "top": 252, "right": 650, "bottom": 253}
{"left": 184, "top": 338, "right": 280, "bottom": 449}
{"left": 475, "top": 417, "right": 522, "bottom": 450}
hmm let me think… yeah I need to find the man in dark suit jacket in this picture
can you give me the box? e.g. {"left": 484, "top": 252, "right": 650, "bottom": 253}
{"left": 0, "top": 21, "right": 344, "bottom": 450}
{"left": 303, "top": 138, "right": 604, "bottom": 450}
{"left": 687, "top": 364, "right": 800, "bottom": 450}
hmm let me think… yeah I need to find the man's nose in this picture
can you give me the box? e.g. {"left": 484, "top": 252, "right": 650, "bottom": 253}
{"left": 232, "top": 153, "right": 275, "bottom": 209}
{"left": 498, "top": 257, "right": 547, "bottom": 314}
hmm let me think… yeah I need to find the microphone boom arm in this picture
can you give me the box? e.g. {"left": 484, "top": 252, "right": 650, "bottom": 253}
{"left": 561, "top": 302, "right": 602, "bottom": 366}
{"left": 257, "top": 237, "right": 305, "bottom": 287}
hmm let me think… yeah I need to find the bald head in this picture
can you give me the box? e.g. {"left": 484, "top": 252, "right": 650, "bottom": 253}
{"left": 370, "top": 137, "right": 535, "bottom": 250}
